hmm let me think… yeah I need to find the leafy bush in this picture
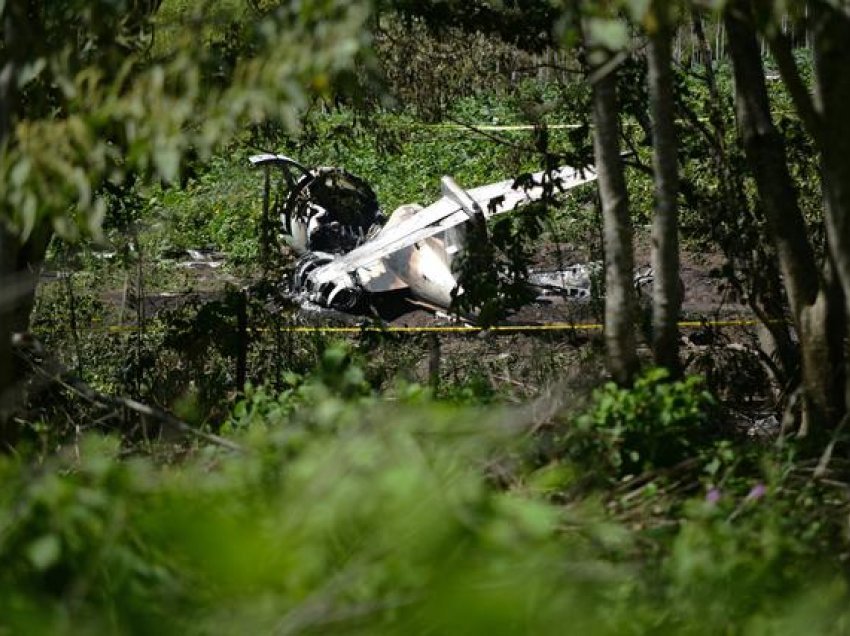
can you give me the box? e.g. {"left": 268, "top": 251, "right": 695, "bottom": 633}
{"left": 2, "top": 351, "right": 849, "bottom": 635}
{"left": 225, "top": 343, "right": 373, "bottom": 433}
{"left": 0, "top": 394, "right": 630, "bottom": 634}
{"left": 566, "top": 368, "right": 718, "bottom": 479}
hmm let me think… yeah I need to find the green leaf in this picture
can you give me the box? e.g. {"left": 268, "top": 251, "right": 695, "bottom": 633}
{"left": 17, "top": 58, "right": 47, "bottom": 88}
{"left": 27, "top": 535, "right": 62, "bottom": 572}
{"left": 586, "top": 17, "right": 629, "bottom": 52}
{"left": 155, "top": 145, "right": 181, "bottom": 185}
{"left": 625, "top": 0, "right": 652, "bottom": 23}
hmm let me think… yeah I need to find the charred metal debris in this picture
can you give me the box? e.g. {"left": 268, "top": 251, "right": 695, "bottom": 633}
{"left": 249, "top": 154, "right": 654, "bottom": 319}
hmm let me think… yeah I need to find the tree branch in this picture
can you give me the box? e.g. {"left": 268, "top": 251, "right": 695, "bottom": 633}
{"left": 766, "top": 30, "right": 824, "bottom": 149}
{"left": 12, "top": 335, "right": 245, "bottom": 453}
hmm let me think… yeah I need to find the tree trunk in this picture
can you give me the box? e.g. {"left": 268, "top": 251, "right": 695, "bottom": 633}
{"left": 725, "top": 2, "right": 844, "bottom": 429}
{"left": 811, "top": 8, "right": 850, "bottom": 412}
{"left": 0, "top": 224, "right": 51, "bottom": 440}
{"left": 0, "top": 5, "right": 19, "bottom": 438}
{"left": 0, "top": 0, "right": 53, "bottom": 441}
{"left": 647, "top": 23, "right": 681, "bottom": 375}
{"left": 591, "top": 67, "right": 639, "bottom": 386}
{"left": 0, "top": 227, "right": 17, "bottom": 439}
{"left": 691, "top": 7, "right": 799, "bottom": 390}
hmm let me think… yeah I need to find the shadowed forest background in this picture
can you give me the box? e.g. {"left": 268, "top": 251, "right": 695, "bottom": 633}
{"left": 1, "top": 0, "right": 850, "bottom": 633}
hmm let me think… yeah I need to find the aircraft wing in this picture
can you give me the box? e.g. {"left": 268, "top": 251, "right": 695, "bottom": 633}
{"left": 466, "top": 165, "right": 596, "bottom": 218}
{"left": 305, "top": 165, "right": 597, "bottom": 288}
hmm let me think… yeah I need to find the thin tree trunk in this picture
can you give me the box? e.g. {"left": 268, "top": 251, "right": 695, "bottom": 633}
{"left": 647, "top": 23, "right": 681, "bottom": 374}
{"left": 692, "top": 7, "right": 799, "bottom": 389}
{"left": 0, "top": 227, "right": 17, "bottom": 438}
{"left": 236, "top": 290, "right": 248, "bottom": 393}
{"left": 591, "top": 67, "right": 639, "bottom": 386}
{"left": 764, "top": 26, "right": 846, "bottom": 408}
{"left": 0, "top": 1, "right": 53, "bottom": 440}
{"left": 811, "top": 8, "right": 850, "bottom": 412}
{"left": 725, "top": 2, "right": 843, "bottom": 429}
{"left": 0, "top": 5, "right": 19, "bottom": 437}
{"left": 766, "top": 29, "right": 822, "bottom": 145}
{"left": 726, "top": 7, "right": 820, "bottom": 309}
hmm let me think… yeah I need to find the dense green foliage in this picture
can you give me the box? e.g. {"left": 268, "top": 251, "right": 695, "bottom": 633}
{"left": 569, "top": 369, "right": 717, "bottom": 478}
{"left": 3, "top": 1, "right": 850, "bottom": 633}
{"left": 2, "top": 350, "right": 849, "bottom": 634}
{"left": 141, "top": 80, "right": 598, "bottom": 264}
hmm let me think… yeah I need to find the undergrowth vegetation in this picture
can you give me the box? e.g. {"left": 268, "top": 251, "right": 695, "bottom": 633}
{"left": 15, "top": 64, "right": 848, "bottom": 631}
{"left": 138, "top": 83, "right": 602, "bottom": 267}
{"left": 6, "top": 3, "right": 850, "bottom": 631}
{"left": 2, "top": 348, "right": 849, "bottom": 634}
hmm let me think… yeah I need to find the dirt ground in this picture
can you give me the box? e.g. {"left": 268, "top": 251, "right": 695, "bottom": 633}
{"left": 380, "top": 240, "right": 747, "bottom": 329}
{"left": 37, "top": 235, "right": 777, "bottom": 436}
{"left": 51, "top": 233, "right": 751, "bottom": 335}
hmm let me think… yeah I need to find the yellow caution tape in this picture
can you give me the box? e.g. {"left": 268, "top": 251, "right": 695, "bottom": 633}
{"left": 250, "top": 318, "right": 765, "bottom": 334}
{"left": 400, "top": 114, "right": 794, "bottom": 133}
{"left": 54, "top": 317, "right": 766, "bottom": 336}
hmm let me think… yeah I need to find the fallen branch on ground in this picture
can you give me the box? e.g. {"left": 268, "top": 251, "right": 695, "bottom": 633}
{"left": 11, "top": 333, "right": 245, "bottom": 453}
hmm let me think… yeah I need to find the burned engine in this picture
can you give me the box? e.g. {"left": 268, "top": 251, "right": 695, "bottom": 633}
{"left": 282, "top": 167, "right": 384, "bottom": 254}
{"left": 250, "top": 154, "right": 652, "bottom": 317}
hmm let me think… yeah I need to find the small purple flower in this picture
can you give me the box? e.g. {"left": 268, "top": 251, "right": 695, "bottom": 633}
{"left": 706, "top": 488, "right": 721, "bottom": 504}
{"left": 746, "top": 483, "right": 767, "bottom": 501}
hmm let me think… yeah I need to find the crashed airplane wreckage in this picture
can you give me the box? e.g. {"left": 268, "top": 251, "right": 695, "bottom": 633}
{"left": 249, "top": 153, "right": 652, "bottom": 315}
